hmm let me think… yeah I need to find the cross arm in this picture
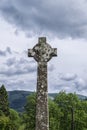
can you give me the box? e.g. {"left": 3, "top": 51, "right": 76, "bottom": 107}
{"left": 28, "top": 49, "right": 35, "bottom": 57}
{"left": 51, "top": 48, "right": 57, "bottom": 57}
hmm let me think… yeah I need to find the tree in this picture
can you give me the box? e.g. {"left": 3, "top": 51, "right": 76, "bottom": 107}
{"left": 0, "top": 115, "right": 9, "bottom": 130}
{"left": 9, "top": 109, "right": 21, "bottom": 130}
{"left": 54, "top": 91, "right": 87, "bottom": 130}
{"left": 23, "top": 93, "right": 36, "bottom": 130}
{"left": 0, "top": 85, "right": 10, "bottom": 116}
{"left": 49, "top": 99, "right": 61, "bottom": 130}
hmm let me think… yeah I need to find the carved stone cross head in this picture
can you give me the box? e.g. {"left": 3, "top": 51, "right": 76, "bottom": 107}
{"left": 28, "top": 37, "right": 57, "bottom": 62}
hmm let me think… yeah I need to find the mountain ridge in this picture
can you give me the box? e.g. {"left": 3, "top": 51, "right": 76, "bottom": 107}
{"left": 8, "top": 90, "right": 87, "bottom": 112}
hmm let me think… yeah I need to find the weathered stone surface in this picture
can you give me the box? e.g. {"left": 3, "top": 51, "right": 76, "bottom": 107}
{"left": 28, "top": 37, "right": 57, "bottom": 130}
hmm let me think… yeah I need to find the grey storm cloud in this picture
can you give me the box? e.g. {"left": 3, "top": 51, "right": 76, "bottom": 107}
{"left": 5, "top": 57, "right": 29, "bottom": 66}
{"left": 0, "top": 0, "right": 87, "bottom": 38}
{"left": 0, "top": 47, "right": 12, "bottom": 56}
{"left": 5, "top": 57, "right": 16, "bottom": 66}
{"left": 59, "top": 73, "right": 77, "bottom": 81}
{"left": 55, "top": 73, "right": 87, "bottom": 93}
{"left": 0, "top": 78, "right": 36, "bottom": 91}
{"left": 0, "top": 64, "right": 36, "bottom": 76}
{"left": 0, "top": 49, "right": 37, "bottom": 76}
{"left": 0, "top": 47, "right": 37, "bottom": 90}
{"left": 74, "top": 78, "right": 87, "bottom": 91}
{"left": 2, "top": 61, "right": 36, "bottom": 76}
{"left": 50, "top": 72, "right": 87, "bottom": 93}
{"left": 0, "top": 50, "right": 6, "bottom": 56}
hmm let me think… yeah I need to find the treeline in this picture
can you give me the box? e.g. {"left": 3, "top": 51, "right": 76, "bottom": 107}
{"left": 0, "top": 85, "right": 21, "bottom": 130}
{"left": 0, "top": 85, "right": 87, "bottom": 130}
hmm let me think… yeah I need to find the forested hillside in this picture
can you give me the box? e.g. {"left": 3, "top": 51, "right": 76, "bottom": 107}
{"left": 8, "top": 90, "right": 87, "bottom": 112}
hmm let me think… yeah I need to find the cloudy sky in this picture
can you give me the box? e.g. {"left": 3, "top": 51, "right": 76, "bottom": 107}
{"left": 0, "top": 0, "right": 87, "bottom": 96}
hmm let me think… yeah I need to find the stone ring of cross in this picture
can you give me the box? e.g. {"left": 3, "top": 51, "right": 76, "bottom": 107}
{"left": 28, "top": 37, "right": 57, "bottom": 62}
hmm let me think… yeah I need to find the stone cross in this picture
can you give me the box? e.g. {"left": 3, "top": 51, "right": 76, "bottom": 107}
{"left": 28, "top": 37, "right": 57, "bottom": 130}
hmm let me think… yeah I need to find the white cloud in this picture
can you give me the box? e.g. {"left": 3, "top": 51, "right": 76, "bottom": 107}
{"left": 0, "top": 0, "right": 87, "bottom": 38}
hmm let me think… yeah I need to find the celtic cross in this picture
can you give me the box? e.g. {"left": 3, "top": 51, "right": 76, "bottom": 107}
{"left": 28, "top": 37, "right": 57, "bottom": 130}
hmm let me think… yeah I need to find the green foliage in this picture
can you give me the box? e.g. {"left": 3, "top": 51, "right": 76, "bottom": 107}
{"left": 0, "top": 115, "right": 9, "bottom": 130}
{"left": 49, "top": 99, "right": 61, "bottom": 130}
{"left": 18, "top": 124, "right": 25, "bottom": 130}
{"left": 9, "top": 109, "right": 21, "bottom": 130}
{"left": 0, "top": 85, "right": 21, "bottom": 130}
{"left": 0, "top": 85, "right": 10, "bottom": 116}
{"left": 23, "top": 93, "right": 36, "bottom": 130}
{"left": 23, "top": 91, "right": 87, "bottom": 130}
{"left": 54, "top": 91, "right": 87, "bottom": 130}
{"left": 0, "top": 109, "right": 21, "bottom": 130}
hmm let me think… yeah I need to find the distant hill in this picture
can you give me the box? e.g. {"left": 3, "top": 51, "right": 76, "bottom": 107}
{"left": 8, "top": 90, "right": 87, "bottom": 112}
{"left": 8, "top": 90, "right": 33, "bottom": 112}
{"left": 77, "top": 94, "right": 87, "bottom": 100}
